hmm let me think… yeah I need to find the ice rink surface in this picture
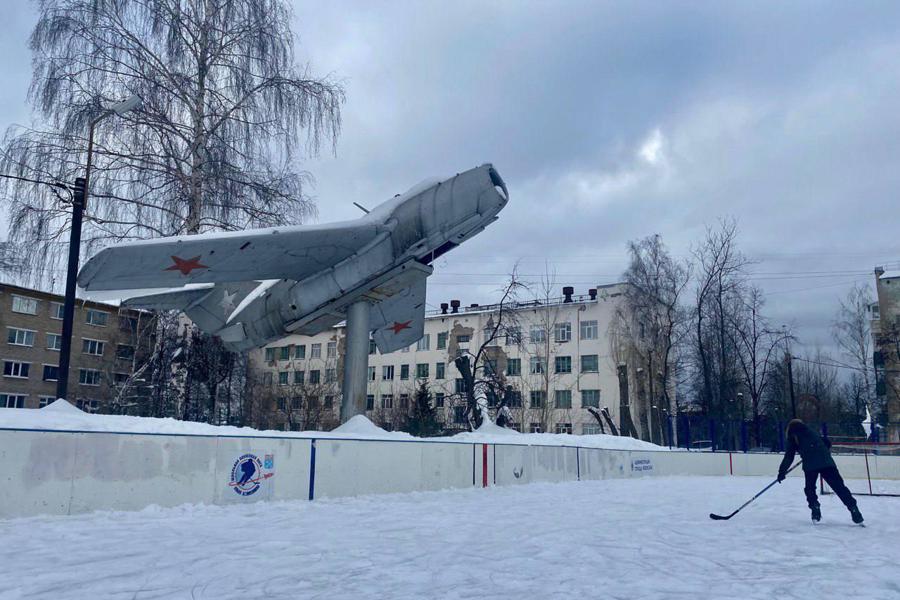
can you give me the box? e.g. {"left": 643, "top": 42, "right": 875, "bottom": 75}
{"left": 2, "top": 476, "right": 898, "bottom": 600}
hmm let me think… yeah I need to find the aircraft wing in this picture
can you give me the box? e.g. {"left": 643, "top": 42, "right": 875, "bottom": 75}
{"left": 370, "top": 274, "right": 427, "bottom": 354}
{"left": 122, "top": 281, "right": 262, "bottom": 334}
{"left": 77, "top": 221, "right": 383, "bottom": 291}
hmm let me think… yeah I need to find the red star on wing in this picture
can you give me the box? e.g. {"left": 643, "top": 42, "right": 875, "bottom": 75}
{"left": 388, "top": 320, "right": 412, "bottom": 334}
{"left": 165, "top": 255, "right": 209, "bottom": 275}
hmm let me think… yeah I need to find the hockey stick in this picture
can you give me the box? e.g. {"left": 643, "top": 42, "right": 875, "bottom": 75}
{"left": 709, "top": 461, "right": 802, "bottom": 521}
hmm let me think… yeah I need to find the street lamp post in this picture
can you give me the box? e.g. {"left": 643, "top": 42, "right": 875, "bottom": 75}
{"left": 56, "top": 95, "right": 142, "bottom": 401}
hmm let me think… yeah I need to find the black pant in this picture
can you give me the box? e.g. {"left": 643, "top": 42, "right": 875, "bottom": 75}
{"left": 804, "top": 467, "right": 857, "bottom": 510}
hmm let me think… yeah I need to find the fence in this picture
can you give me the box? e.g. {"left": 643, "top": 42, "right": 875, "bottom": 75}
{"left": 2, "top": 425, "right": 899, "bottom": 519}
{"left": 669, "top": 415, "right": 880, "bottom": 453}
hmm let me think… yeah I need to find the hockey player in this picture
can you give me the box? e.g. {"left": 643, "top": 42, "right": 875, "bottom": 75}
{"left": 777, "top": 418, "right": 863, "bottom": 524}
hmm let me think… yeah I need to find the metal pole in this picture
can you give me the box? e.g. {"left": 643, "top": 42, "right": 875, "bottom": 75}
{"left": 57, "top": 116, "right": 102, "bottom": 400}
{"left": 341, "top": 299, "right": 371, "bottom": 422}
{"left": 786, "top": 352, "right": 797, "bottom": 419}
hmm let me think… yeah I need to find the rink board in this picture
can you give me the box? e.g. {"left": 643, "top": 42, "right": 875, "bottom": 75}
{"left": 2, "top": 426, "right": 899, "bottom": 518}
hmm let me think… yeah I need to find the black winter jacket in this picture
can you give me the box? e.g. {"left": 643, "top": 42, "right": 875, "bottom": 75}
{"left": 779, "top": 423, "right": 836, "bottom": 475}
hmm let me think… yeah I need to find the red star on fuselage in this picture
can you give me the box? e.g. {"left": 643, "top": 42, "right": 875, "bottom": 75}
{"left": 165, "top": 255, "right": 209, "bottom": 275}
{"left": 388, "top": 320, "right": 412, "bottom": 334}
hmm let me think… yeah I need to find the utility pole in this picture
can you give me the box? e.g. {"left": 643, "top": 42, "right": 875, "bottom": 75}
{"left": 785, "top": 352, "right": 797, "bottom": 419}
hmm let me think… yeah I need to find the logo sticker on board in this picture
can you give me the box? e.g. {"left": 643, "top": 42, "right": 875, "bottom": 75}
{"left": 229, "top": 453, "right": 274, "bottom": 496}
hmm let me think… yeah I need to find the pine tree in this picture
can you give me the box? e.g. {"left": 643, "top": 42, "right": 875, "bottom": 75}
{"left": 405, "top": 382, "right": 442, "bottom": 437}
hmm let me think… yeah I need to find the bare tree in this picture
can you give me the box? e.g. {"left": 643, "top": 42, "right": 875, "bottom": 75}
{"left": 691, "top": 219, "right": 751, "bottom": 419}
{"left": 615, "top": 234, "right": 690, "bottom": 443}
{"left": 833, "top": 283, "right": 875, "bottom": 420}
{"left": 729, "top": 286, "right": 792, "bottom": 446}
{"left": 1, "top": 0, "right": 344, "bottom": 284}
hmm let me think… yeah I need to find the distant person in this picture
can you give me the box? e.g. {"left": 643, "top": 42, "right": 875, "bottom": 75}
{"left": 777, "top": 419, "right": 863, "bottom": 524}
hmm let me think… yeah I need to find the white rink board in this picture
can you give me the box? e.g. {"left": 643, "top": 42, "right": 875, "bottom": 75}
{"left": 0, "top": 430, "right": 78, "bottom": 518}
{"left": 4, "top": 427, "right": 900, "bottom": 518}
{"left": 313, "top": 439, "right": 473, "bottom": 498}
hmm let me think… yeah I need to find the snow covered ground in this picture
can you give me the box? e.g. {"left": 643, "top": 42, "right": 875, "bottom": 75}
{"left": 0, "top": 399, "right": 663, "bottom": 450}
{"left": 2, "top": 476, "right": 897, "bottom": 600}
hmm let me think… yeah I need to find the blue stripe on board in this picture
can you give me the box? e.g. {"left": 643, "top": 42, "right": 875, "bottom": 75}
{"left": 308, "top": 439, "right": 317, "bottom": 501}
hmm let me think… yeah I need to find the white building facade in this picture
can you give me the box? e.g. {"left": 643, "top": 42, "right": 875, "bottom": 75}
{"left": 250, "top": 284, "right": 659, "bottom": 437}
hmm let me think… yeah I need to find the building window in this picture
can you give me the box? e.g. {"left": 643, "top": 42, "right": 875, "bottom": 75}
{"left": 554, "top": 356, "right": 572, "bottom": 374}
{"left": 435, "top": 392, "right": 445, "bottom": 408}
{"left": 400, "top": 394, "right": 410, "bottom": 410}
{"left": 7, "top": 328, "right": 35, "bottom": 347}
{"left": 50, "top": 302, "right": 64, "bottom": 320}
{"left": 454, "top": 406, "right": 467, "bottom": 424}
{"left": 581, "top": 389, "right": 600, "bottom": 408}
{"left": 117, "top": 344, "right": 135, "bottom": 361}
{"left": 85, "top": 309, "right": 109, "bottom": 326}
{"left": 507, "top": 390, "right": 523, "bottom": 407}
{"left": 324, "top": 395, "right": 334, "bottom": 409}
{"left": 78, "top": 369, "right": 101, "bottom": 386}
{"left": 506, "top": 358, "right": 521, "bottom": 377}
{"left": 529, "top": 422, "right": 542, "bottom": 433}
{"left": 456, "top": 334, "right": 470, "bottom": 344}
{"left": 3, "top": 361, "right": 30, "bottom": 379}
{"left": 582, "top": 424, "right": 602, "bottom": 435}
{"left": 554, "top": 389, "right": 572, "bottom": 409}
{"left": 510, "top": 422, "right": 522, "bottom": 432}
{"left": 77, "top": 399, "right": 99, "bottom": 413}
{"left": 484, "top": 359, "right": 497, "bottom": 376}
{"left": 38, "top": 396, "right": 54, "bottom": 408}
{"left": 416, "top": 363, "right": 429, "bottom": 379}
{"left": 310, "top": 343, "right": 321, "bottom": 359}
{"left": 278, "top": 371, "right": 289, "bottom": 385}
{"left": 529, "top": 356, "right": 545, "bottom": 375}
{"left": 435, "top": 362, "right": 445, "bottom": 380}
{"left": 400, "top": 364, "right": 410, "bottom": 380}
{"left": 483, "top": 327, "right": 497, "bottom": 345}
{"left": 47, "top": 333, "right": 62, "bottom": 351}
{"left": 42, "top": 365, "right": 59, "bottom": 382}
{"left": 530, "top": 390, "right": 546, "bottom": 408}
{"left": 290, "top": 397, "right": 302, "bottom": 410}
{"left": 581, "top": 354, "right": 599, "bottom": 373}
{"left": 529, "top": 326, "right": 545, "bottom": 343}
{"left": 382, "top": 394, "right": 393, "bottom": 409}
{"left": 555, "top": 422, "right": 573, "bottom": 434}
{"left": 276, "top": 397, "right": 286, "bottom": 411}
{"left": 309, "top": 370, "right": 321, "bottom": 384}
{"left": 382, "top": 365, "right": 394, "bottom": 380}
{"left": 455, "top": 378, "right": 466, "bottom": 394}
{"left": 265, "top": 347, "right": 276, "bottom": 362}
{"left": 327, "top": 341, "right": 337, "bottom": 358}
{"left": 294, "top": 371, "right": 305, "bottom": 385}
{"left": 113, "top": 373, "right": 128, "bottom": 387}
{"left": 580, "top": 320, "right": 598, "bottom": 340}
{"left": 416, "top": 334, "right": 430, "bottom": 351}
{"left": 82, "top": 339, "right": 105, "bottom": 356}
{"left": 366, "top": 395, "right": 375, "bottom": 410}
{"left": 505, "top": 326, "right": 521, "bottom": 346}
{"left": 279, "top": 346, "right": 291, "bottom": 361}
{"left": 368, "top": 366, "right": 376, "bottom": 381}
{"left": 1, "top": 394, "right": 25, "bottom": 408}
{"left": 437, "top": 332, "right": 448, "bottom": 349}
{"left": 295, "top": 345, "right": 306, "bottom": 359}
{"left": 325, "top": 368, "right": 336, "bottom": 383}
{"left": 307, "top": 396, "right": 320, "bottom": 408}
{"left": 11, "top": 295, "right": 38, "bottom": 315}
{"left": 119, "top": 315, "right": 138, "bottom": 333}
{"left": 554, "top": 322, "right": 572, "bottom": 343}
{"left": 369, "top": 339, "right": 377, "bottom": 355}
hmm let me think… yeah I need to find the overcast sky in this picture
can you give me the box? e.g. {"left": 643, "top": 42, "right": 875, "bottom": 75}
{"left": 2, "top": 1, "right": 900, "bottom": 355}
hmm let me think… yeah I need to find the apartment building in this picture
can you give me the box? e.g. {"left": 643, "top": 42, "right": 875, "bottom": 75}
{"left": 251, "top": 284, "right": 663, "bottom": 437}
{"left": 0, "top": 283, "right": 150, "bottom": 412}
{"left": 872, "top": 268, "right": 900, "bottom": 441}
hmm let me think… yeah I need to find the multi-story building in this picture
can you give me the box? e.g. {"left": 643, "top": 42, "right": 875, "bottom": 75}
{"left": 0, "top": 283, "right": 151, "bottom": 412}
{"left": 251, "top": 284, "right": 668, "bottom": 438}
{"left": 872, "top": 268, "right": 900, "bottom": 441}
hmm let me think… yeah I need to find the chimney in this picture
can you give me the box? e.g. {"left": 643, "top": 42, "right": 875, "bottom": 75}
{"left": 470, "top": 303, "right": 479, "bottom": 308}
{"left": 875, "top": 266, "right": 885, "bottom": 277}
{"left": 563, "top": 286, "right": 574, "bottom": 303}
{"left": 440, "top": 302, "right": 449, "bottom": 315}
{"left": 588, "top": 288, "right": 597, "bottom": 300}
{"left": 450, "top": 299, "right": 460, "bottom": 314}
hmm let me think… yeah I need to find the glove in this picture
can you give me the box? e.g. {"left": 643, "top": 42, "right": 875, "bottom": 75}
{"left": 777, "top": 471, "right": 786, "bottom": 483}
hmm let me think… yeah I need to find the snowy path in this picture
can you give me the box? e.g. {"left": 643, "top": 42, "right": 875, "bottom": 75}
{"left": 2, "top": 476, "right": 898, "bottom": 600}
